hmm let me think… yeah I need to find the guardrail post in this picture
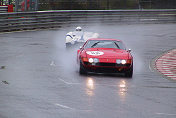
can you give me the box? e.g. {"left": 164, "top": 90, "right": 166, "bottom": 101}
{"left": 35, "top": 0, "right": 38, "bottom": 11}
{"left": 107, "top": 0, "right": 109, "bottom": 10}
{"left": 15, "top": 0, "right": 19, "bottom": 12}
{"left": 8, "top": 0, "right": 11, "bottom": 5}
{"left": 29, "top": 0, "right": 32, "bottom": 11}
{"left": 25, "top": 0, "right": 27, "bottom": 11}
{"left": 0, "top": 0, "right": 2, "bottom": 5}
{"left": 138, "top": 0, "right": 141, "bottom": 9}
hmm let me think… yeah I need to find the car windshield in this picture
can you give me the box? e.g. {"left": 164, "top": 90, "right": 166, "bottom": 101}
{"left": 84, "top": 40, "right": 126, "bottom": 50}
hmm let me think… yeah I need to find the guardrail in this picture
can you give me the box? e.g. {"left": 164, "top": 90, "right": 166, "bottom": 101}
{"left": 0, "top": 10, "right": 176, "bottom": 32}
{"left": 0, "top": 5, "right": 13, "bottom": 13}
{"left": 0, "top": 6, "right": 8, "bottom": 13}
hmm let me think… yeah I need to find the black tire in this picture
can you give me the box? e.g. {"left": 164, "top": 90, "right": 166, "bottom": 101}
{"left": 124, "top": 65, "right": 133, "bottom": 78}
{"left": 79, "top": 62, "right": 87, "bottom": 75}
{"left": 66, "top": 43, "right": 71, "bottom": 48}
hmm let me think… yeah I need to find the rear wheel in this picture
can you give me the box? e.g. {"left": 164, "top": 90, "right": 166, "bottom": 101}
{"left": 79, "top": 62, "right": 87, "bottom": 75}
{"left": 124, "top": 65, "right": 133, "bottom": 78}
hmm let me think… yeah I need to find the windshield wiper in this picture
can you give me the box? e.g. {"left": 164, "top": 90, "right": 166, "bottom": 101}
{"left": 114, "top": 42, "right": 120, "bottom": 49}
{"left": 91, "top": 41, "right": 100, "bottom": 48}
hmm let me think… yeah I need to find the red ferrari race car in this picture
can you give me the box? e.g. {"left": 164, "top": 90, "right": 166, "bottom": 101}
{"left": 77, "top": 38, "right": 133, "bottom": 77}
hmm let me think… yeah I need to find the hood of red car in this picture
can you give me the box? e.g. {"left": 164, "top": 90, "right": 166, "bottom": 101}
{"left": 84, "top": 48, "right": 129, "bottom": 59}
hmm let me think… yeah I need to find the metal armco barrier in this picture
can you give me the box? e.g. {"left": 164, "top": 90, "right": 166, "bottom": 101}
{"left": 0, "top": 6, "right": 8, "bottom": 13}
{"left": 0, "top": 10, "right": 176, "bottom": 32}
{"left": 0, "top": 5, "right": 13, "bottom": 13}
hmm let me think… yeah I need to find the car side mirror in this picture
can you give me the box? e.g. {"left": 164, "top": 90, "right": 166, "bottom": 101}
{"left": 128, "top": 49, "right": 131, "bottom": 52}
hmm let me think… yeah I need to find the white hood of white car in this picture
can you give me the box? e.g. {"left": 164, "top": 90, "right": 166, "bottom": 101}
{"left": 66, "top": 31, "right": 99, "bottom": 43}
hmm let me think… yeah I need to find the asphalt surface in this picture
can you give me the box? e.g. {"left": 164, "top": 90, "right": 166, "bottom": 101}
{"left": 0, "top": 23, "right": 176, "bottom": 118}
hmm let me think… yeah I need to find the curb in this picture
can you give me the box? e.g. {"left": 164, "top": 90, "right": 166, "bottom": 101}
{"left": 151, "top": 48, "right": 176, "bottom": 81}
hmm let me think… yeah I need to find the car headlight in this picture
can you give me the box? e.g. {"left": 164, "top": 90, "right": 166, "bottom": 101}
{"left": 93, "top": 58, "right": 99, "bottom": 63}
{"left": 121, "top": 60, "right": 127, "bottom": 64}
{"left": 116, "top": 59, "right": 127, "bottom": 64}
{"left": 88, "top": 58, "right": 99, "bottom": 63}
{"left": 88, "top": 58, "right": 94, "bottom": 63}
{"left": 116, "top": 59, "right": 121, "bottom": 64}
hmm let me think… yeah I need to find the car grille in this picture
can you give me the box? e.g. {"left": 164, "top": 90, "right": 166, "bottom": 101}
{"left": 84, "top": 62, "right": 130, "bottom": 67}
{"left": 98, "top": 63, "right": 116, "bottom": 66}
{"left": 90, "top": 67, "right": 119, "bottom": 73}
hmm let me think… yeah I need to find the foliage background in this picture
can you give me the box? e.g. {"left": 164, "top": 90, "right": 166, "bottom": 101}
{"left": 38, "top": 0, "right": 176, "bottom": 10}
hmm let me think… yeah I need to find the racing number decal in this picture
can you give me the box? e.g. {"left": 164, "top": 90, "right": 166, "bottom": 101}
{"left": 86, "top": 51, "right": 104, "bottom": 56}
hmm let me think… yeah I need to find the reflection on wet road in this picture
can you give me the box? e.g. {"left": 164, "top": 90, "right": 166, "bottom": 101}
{"left": 119, "top": 80, "right": 127, "bottom": 101}
{"left": 86, "top": 77, "right": 95, "bottom": 96}
{"left": 0, "top": 24, "right": 176, "bottom": 118}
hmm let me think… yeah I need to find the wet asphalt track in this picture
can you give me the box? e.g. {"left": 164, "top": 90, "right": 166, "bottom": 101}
{"left": 0, "top": 23, "right": 176, "bottom": 118}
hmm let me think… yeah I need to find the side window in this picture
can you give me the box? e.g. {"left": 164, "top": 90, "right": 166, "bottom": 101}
{"left": 84, "top": 40, "right": 96, "bottom": 48}
{"left": 117, "top": 41, "right": 126, "bottom": 50}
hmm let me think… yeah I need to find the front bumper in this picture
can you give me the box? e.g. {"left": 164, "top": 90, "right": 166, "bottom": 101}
{"left": 82, "top": 61, "right": 132, "bottom": 73}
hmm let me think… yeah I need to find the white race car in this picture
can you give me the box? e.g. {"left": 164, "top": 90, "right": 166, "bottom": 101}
{"left": 65, "top": 27, "right": 99, "bottom": 48}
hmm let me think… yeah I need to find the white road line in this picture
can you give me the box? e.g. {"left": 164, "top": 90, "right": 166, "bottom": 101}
{"left": 162, "top": 57, "right": 176, "bottom": 59}
{"left": 162, "top": 71, "right": 173, "bottom": 74}
{"left": 161, "top": 70, "right": 172, "bottom": 72}
{"left": 160, "top": 66, "right": 170, "bottom": 67}
{"left": 58, "top": 78, "right": 71, "bottom": 84}
{"left": 162, "top": 71, "right": 173, "bottom": 73}
{"left": 58, "top": 78, "right": 80, "bottom": 85}
{"left": 149, "top": 61, "right": 154, "bottom": 72}
{"left": 162, "top": 60, "right": 174, "bottom": 63}
{"left": 162, "top": 61, "right": 172, "bottom": 63}
{"left": 50, "top": 61, "right": 56, "bottom": 66}
{"left": 55, "top": 103, "right": 74, "bottom": 110}
{"left": 156, "top": 113, "right": 176, "bottom": 116}
{"left": 162, "top": 63, "right": 172, "bottom": 65}
{"left": 167, "top": 76, "right": 176, "bottom": 79}
{"left": 55, "top": 103, "right": 91, "bottom": 112}
{"left": 167, "top": 74, "right": 176, "bottom": 76}
{"left": 171, "top": 65, "right": 176, "bottom": 67}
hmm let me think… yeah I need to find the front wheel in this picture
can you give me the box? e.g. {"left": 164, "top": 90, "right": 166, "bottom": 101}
{"left": 66, "top": 43, "right": 72, "bottom": 48}
{"left": 79, "top": 62, "right": 87, "bottom": 75}
{"left": 124, "top": 65, "right": 133, "bottom": 78}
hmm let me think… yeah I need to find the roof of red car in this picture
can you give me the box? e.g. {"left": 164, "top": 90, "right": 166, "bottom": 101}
{"left": 88, "top": 38, "right": 122, "bottom": 42}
